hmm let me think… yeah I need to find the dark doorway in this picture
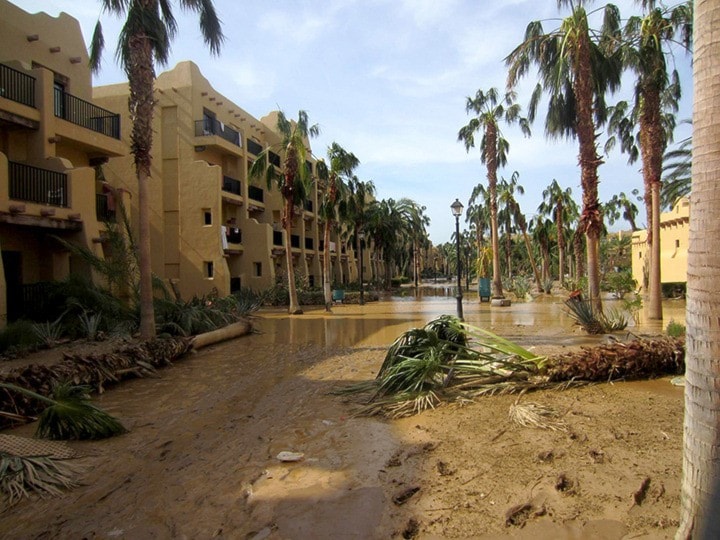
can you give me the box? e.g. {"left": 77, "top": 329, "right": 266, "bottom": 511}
{"left": 2, "top": 251, "right": 22, "bottom": 321}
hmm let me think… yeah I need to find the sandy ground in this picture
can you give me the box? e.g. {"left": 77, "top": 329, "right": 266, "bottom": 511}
{"left": 0, "top": 297, "right": 685, "bottom": 539}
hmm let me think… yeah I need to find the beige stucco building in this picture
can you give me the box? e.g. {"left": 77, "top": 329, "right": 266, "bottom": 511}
{"left": 95, "top": 61, "right": 366, "bottom": 301}
{"left": 631, "top": 196, "right": 690, "bottom": 290}
{"left": 0, "top": 2, "right": 378, "bottom": 322}
{"left": 0, "top": 0, "right": 127, "bottom": 322}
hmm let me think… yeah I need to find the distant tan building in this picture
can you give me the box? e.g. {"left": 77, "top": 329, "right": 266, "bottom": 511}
{"left": 0, "top": 0, "right": 126, "bottom": 322}
{"left": 95, "top": 61, "right": 359, "bottom": 300}
{"left": 631, "top": 196, "right": 690, "bottom": 290}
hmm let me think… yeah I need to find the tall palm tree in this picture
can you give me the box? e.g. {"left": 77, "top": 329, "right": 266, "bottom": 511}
{"left": 341, "top": 176, "right": 375, "bottom": 287}
{"left": 458, "top": 88, "right": 530, "bottom": 299}
{"left": 538, "top": 179, "right": 575, "bottom": 285}
{"left": 89, "top": 0, "right": 224, "bottom": 338}
{"left": 316, "top": 143, "right": 359, "bottom": 311}
{"left": 249, "top": 110, "right": 320, "bottom": 314}
{"left": 506, "top": 1, "right": 623, "bottom": 311}
{"left": 530, "top": 216, "right": 554, "bottom": 284}
{"left": 677, "top": 1, "right": 720, "bottom": 536}
{"left": 499, "top": 172, "right": 542, "bottom": 291}
{"left": 605, "top": 0, "right": 692, "bottom": 319}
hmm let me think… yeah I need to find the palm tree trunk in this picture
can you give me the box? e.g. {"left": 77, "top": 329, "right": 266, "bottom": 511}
{"left": 557, "top": 205, "right": 565, "bottom": 286}
{"left": 323, "top": 222, "right": 332, "bottom": 311}
{"left": 284, "top": 198, "right": 301, "bottom": 314}
{"left": 521, "top": 228, "right": 542, "bottom": 292}
{"left": 127, "top": 32, "right": 156, "bottom": 339}
{"left": 573, "top": 30, "right": 603, "bottom": 312}
{"left": 677, "top": 1, "right": 720, "bottom": 536}
{"left": 486, "top": 125, "right": 504, "bottom": 299}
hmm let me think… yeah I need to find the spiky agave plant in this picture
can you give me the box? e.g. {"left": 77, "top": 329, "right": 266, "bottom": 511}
{"left": 0, "top": 382, "right": 126, "bottom": 440}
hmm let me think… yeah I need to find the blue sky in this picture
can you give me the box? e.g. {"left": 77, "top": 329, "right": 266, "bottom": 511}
{"left": 13, "top": 0, "right": 693, "bottom": 245}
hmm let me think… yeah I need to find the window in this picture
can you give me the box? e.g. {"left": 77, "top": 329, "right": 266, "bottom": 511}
{"left": 203, "top": 209, "right": 212, "bottom": 226}
{"left": 254, "top": 262, "right": 262, "bottom": 277}
{"left": 639, "top": 252, "right": 642, "bottom": 259}
{"left": 205, "top": 261, "right": 214, "bottom": 279}
{"left": 675, "top": 239, "right": 680, "bottom": 248}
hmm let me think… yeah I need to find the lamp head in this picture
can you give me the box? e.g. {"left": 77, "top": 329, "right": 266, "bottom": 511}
{"left": 450, "top": 198, "right": 464, "bottom": 218}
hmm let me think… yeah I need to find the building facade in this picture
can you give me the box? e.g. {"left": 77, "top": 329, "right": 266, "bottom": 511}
{"left": 95, "top": 61, "right": 362, "bottom": 301}
{"left": 631, "top": 196, "right": 690, "bottom": 290}
{"left": 0, "top": 0, "right": 126, "bottom": 322}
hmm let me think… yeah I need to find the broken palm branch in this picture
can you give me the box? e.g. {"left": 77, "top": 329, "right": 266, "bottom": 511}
{"left": 0, "top": 336, "right": 192, "bottom": 431}
{"left": 1, "top": 450, "right": 84, "bottom": 508}
{"left": 509, "top": 401, "right": 567, "bottom": 431}
{"left": 0, "top": 382, "right": 126, "bottom": 440}
{"left": 564, "top": 293, "right": 628, "bottom": 334}
{"left": 337, "top": 316, "right": 685, "bottom": 418}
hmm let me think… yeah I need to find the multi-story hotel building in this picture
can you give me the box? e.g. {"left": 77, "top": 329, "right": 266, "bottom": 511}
{"left": 0, "top": 0, "right": 126, "bottom": 322}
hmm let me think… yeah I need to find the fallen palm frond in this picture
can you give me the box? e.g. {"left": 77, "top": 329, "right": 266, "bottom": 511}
{"left": 509, "top": 401, "right": 567, "bottom": 431}
{"left": 0, "top": 337, "right": 192, "bottom": 431}
{"left": 336, "top": 316, "right": 685, "bottom": 418}
{"left": 1, "top": 451, "right": 84, "bottom": 508}
{"left": 0, "top": 382, "right": 126, "bottom": 440}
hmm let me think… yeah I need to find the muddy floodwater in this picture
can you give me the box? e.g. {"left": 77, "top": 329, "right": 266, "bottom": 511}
{"left": 0, "top": 289, "right": 686, "bottom": 539}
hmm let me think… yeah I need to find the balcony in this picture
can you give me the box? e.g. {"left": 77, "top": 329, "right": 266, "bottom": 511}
{"left": 248, "top": 184, "right": 265, "bottom": 212}
{"left": 227, "top": 228, "right": 242, "bottom": 244}
{"left": 96, "top": 193, "right": 116, "bottom": 222}
{"left": 305, "top": 237, "right": 314, "bottom": 250}
{"left": 247, "top": 139, "right": 263, "bottom": 156}
{"left": 0, "top": 63, "right": 35, "bottom": 108}
{"left": 222, "top": 175, "right": 242, "bottom": 197}
{"left": 9, "top": 161, "right": 68, "bottom": 207}
{"left": 54, "top": 87, "right": 120, "bottom": 139}
{"left": 194, "top": 118, "right": 241, "bottom": 155}
{"left": 291, "top": 234, "right": 300, "bottom": 249}
{"left": 273, "top": 230, "right": 284, "bottom": 246}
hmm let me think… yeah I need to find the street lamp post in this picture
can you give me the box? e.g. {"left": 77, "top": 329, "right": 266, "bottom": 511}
{"left": 450, "top": 199, "right": 464, "bottom": 320}
{"left": 359, "top": 231, "right": 365, "bottom": 305}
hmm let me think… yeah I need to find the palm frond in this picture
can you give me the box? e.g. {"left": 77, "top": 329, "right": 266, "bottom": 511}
{"left": 0, "top": 451, "right": 83, "bottom": 507}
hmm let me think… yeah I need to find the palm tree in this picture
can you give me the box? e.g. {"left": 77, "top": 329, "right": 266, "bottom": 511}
{"left": 341, "top": 176, "right": 375, "bottom": 288}
{"left": 316, "top": 143, "right": 359, "bottom": 311}
{"left": 604, "top": 190, "right": 642, "bottom": 232}
{"left": 538, "top": 179, "right": 576, "bottom": 286}
{"left": 661, "top": 131, "right": 691, "bottom": 210}
{"left": 249, "top": 110, "right": 320, "bottom": 314}
{"left": 499, "top": 173, "right": 542, "bottom": 292}
{"left": 605, "top": 0, "right": 692, "bottom": 319}
{"left": 530, "top": 216, "right": 554, "bottom": 284}
{"left": 89, "top": 0, "right": 224, "bottom": 338}
{"left": 506, "top": 1, "right": 623, "bottom": 311}
{"left": 677, "top": 1, "right": 720, "bottom": 536}
{"left": 458, "top": 88, "right": 530, "bottom": 300}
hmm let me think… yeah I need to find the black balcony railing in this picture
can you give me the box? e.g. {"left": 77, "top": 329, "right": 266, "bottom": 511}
{"left": 305, "top": 237, "right": 314, "bottom": 250}
{"left": 248, "top": 185, "right": 264, "bottom": 203}
{"left": 304, "top": 200, "right": 313, "bottom": 212}
{"left": 54, "top": 87, "right": 120, "bottom": 139}
{"left": 195, "top": 118, "right": 241, "bottom": 147}
{"left": 247, "top": 138, "right": 263, "bottom": 156}
{"left": 222, "top": 175, "right": 241, "bottom": 196}
{"left": 273, "top": 230, "right": 283, "bottom": 246}
{"left": 291, "top": 234, "right": 301, "bottom": 248}
{"left": 0, "top": 63, "right": 35, "bottom": 108}
{"left": 9, "top": 161, "right": 68, "bottom": 207}
{"left": 96, "top": 193, "right": 116, "bottom": 222}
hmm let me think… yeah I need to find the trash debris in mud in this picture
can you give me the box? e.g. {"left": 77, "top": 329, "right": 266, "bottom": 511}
{"left": 276, "top": 451, "right": 304, "bottom": 462}
{"left": 436, "top": 460, "right": 455, "bottom": 476}
{"left": 589, "top": 448, "right": 605, "bottom": 463}
{"left": 555, "top": 472, "right": 575, "bottom": 493}
{"left": 402, "top": 517, "right": 420, "bottom": 539}
{"left": 393, "top": 485, "right": 420, "bottom": 505}
{"left": 633, "top": 477, "right": 651, "bottom": 506}
{"left": 504, "top": 501, "right": 545, "bottom": 527}
{"left": 536, "top": 449, "right": 555, "bottom": 463}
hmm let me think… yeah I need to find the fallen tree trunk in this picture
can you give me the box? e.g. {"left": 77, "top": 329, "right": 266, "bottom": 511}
{"left": 190, "top": 320, "right": 252, "bottom": 350}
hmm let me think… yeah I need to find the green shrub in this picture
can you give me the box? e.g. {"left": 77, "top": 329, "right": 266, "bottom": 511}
{"left": 602, "top": 270, "right": 637, "bottom": 299}
{"left": 666, "top": 319, "right": 686, "bottom": 337}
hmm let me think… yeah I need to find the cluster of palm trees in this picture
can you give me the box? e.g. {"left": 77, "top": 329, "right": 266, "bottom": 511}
{"left": 246, "top": 110, "right": 432, "bottom": 314}
{"left": 458, "top": 0, "right": 691, "bottom": 319}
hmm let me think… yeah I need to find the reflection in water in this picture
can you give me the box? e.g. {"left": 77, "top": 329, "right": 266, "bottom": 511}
{"left": 254, "top": 291, "right": 685, "bottom": 349}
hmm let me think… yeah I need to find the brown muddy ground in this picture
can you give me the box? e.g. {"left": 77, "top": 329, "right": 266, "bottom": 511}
{"left": 0, "top": 293, "right": 686, "bottom": 539}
